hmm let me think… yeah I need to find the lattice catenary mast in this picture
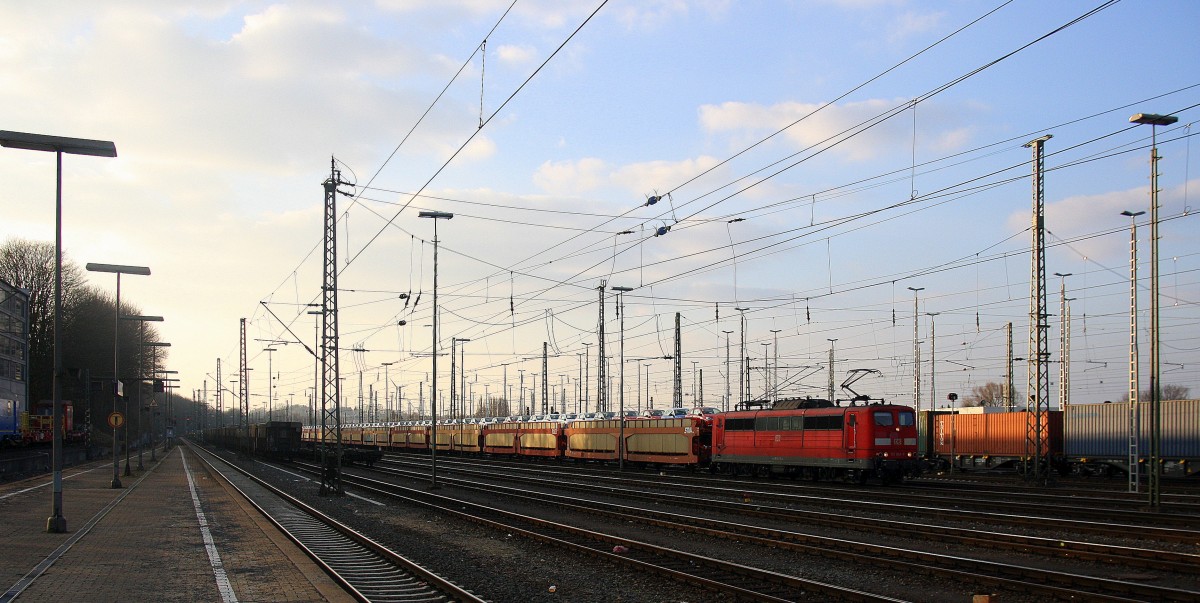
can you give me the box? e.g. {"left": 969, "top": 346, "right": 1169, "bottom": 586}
{"left": 1024, "top": 134, "right": 1052, "bottom": 484}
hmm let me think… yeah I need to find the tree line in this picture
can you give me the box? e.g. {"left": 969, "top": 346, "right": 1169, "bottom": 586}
{"left": 1, "top": 238, "right": 167, "bottom": 432}
{"left": 962, "top": 381, "right": 1191, "bottom": 408}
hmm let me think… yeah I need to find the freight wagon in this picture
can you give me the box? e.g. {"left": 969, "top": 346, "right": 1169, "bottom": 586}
{"left": 921, "top": 400, "right": 1200, "bottom": 477}
{"left": 1065, "top": 399, "right": 1200, "bottom": 477}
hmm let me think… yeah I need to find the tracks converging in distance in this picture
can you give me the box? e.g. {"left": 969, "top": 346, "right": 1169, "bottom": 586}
{"left": 189, "top": 443, "right": 484, "bottom": 603}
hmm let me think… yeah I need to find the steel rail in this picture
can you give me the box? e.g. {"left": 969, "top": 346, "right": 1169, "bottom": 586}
{"left": 355, "top": 460, "right": 1197, "bottom": 603}
{"left": 188, "top": 443, "right": 484, "bottom": 603}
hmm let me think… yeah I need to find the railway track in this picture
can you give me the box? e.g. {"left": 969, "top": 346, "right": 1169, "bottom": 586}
{"left": 317, "top": 458, "right": 1200, "bottom": 602}
{"left": 380, "top": 456, "right": 1200, "bottom": 574}
{"left": 904, "top": 476, "right": 1200, "bottom": 507}
{"left": 387, "top": 454, "right": 1200, "bottom": 543}
{"left": 187, "top": 443, "right": 484, "bottom": 603}
{"left": 383, "top": 452, "right": 1200, "bottom": 520}
{"left": 290, "top": 461, "right": 903, "bottom": 602}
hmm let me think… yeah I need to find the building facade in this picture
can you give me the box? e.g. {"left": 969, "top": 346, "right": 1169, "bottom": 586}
{"left": 0, "top": 279, "right": 30, "bottom": 440}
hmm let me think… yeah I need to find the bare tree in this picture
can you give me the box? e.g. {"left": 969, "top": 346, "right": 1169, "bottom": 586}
{"left": 0, "top": 238, "right": 86, "bottom": 403}
{"left": 964, "top": 381, "right": 1006, "bottom": 407}
{"left": 1121, "top": 385, "right": 1193, "bottom": 403}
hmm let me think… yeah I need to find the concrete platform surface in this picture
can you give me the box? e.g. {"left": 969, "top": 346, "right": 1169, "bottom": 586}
{"left": 0, "top": 445, "right": 353, "bottom": 603}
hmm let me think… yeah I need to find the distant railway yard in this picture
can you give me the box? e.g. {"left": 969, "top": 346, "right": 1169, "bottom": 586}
{"left": 4, "top": 432, "right": 1197, "bottom": 602}
{"left": 208, "top": 441, "right": 1200, "bottom": 602}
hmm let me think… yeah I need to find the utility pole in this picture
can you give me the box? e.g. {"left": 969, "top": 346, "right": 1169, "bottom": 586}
{"left": 761, "top": 342, "right": 771, "bottom": 400}
{"left": 320, "top": 157, "right": 349, "bottom": 496}
{"left": 357, "top": 372, "right": 364, "bottom": 423}
{"left": 1122, "top": 209, "right": 1145, "bottom": 493}
{"left": 263, "top": 347, "right": 276, "bottom": 421}
{"left": 215, "top": 358, "right": 222, "bottom": 428}
{"left": 597, "top": 281, "right": 607, "bottom": 412}
{"left": 461, "top": 342, "right": 468, "bottom": 418}
{"left": 582, "top": 342, "right": 591, "bottom": 413}
{"left": 382, "top": 362, "right": 393, "bottom": 421}
{"left": 827, "top": 339, "right": 837, "bottom": 402}
{"left": 612, "top": 286, "right": 632, "bottom": 469}
{"left": 637, "top": 359, "right": 642, "bottom": 412}
{"left": 644, "top": 364, "right": 650, "bottom": 413}
{"left": 908, "top": 286, "right": 924, "bottom": 412}
{"left": 239, "top": 318, "right": 248, "bottom": 445}
{"left": 928, "top": 313, "right": 939, "bottom": 410}
{"left": 736, "top": 307, "right": 748, "bottom": 408}
{"left": 673, "top": 312, "right": 682, "bottom": 408}
{"left": 542, "top": 342, "right": 549, "bottom": 414}
{"left": 722, "top": 330, "right": 733, "bottom": 411}
{"left": 518, "top": 369, "right": 525, "bottom": 414}
{"left": 1005, "top": 323, "right": 1015, "bottom": 412}
{"left": 691, "top": 360, "right": 698, "bottom": 406}
{"left": 1055, "top": 273, "right": 1072, "bottom": 410}
{"left": 770, "top": 329, "right": 781, "bottom": 404}
{"left": 1025, "top": 134, "right": 1052, "bottom": 484}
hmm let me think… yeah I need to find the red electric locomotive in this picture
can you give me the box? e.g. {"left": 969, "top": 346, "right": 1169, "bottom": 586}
{"left": 712, "top": 398, "right": 919, "bottom": 483}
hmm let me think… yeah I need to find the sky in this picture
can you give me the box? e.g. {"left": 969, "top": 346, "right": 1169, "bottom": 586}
{"left": 2, "top": 0, "right": 1198, "bottom": 421}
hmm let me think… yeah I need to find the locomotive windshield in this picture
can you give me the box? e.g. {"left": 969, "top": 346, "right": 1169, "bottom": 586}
{"left": 873, "top": 412, "right": 894, "bottom": 426}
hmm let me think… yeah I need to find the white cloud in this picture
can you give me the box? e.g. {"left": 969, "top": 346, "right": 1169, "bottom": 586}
{"left": 611, "top": 156, "right": 723, "bottom": 197}
{"left": 496, "top": 43, "right": 537, "bottom": 65}
{"left": 887, "top": 10, "right": 945, "bottom": 43}
{"left": 698, "top": 98, "right": 977, "bottom": 163}
{"left": 532, "top": 158, "right": 609, "bottom": 195}
{"left": 1003, "top": 182, "right": 1200, "bottom": 264}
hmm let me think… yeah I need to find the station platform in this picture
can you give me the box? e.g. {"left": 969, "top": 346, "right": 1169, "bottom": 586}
{"left": 0, "top": 445, "right": 353, "bottom": 603}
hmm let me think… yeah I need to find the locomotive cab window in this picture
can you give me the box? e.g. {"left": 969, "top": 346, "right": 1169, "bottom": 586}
{"left": 873, "top": 412, "right": 894, "bottom": 426}
{"left": 898, "top": 411, "right": 915, "bottom": 426}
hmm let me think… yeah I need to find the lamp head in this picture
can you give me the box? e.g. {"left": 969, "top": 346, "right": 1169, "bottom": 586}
{"left": 1129, "top": 113, "right": 1178, "bottom": 127}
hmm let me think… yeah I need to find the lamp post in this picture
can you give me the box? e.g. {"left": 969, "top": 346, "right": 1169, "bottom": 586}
{"left": 419, "top": 210, "right": 452, "bottom": 488}
{"left": 124, "top": 314, "right": 165, "bottom": 470}
{"left": 135, "top": 344, "right": 168, "bottom": 470}
{"left": 86, "top": 263, "right": 150, "bottom": 489}
{"left": 611, "top": 286, "right": 633, "bottom": 470}
{"left": 151, "top": 369, "right": 178, "bottom": 461}
{"left": 1129, "top": 112, "right": 1177, "bottom": 509}
{"left": 1, "top": 130, "right": 117, "bottom": 533}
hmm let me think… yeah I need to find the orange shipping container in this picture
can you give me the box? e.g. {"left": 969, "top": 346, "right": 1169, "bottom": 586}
{"left": 934, "top": 411, "right": 1062, "bottom": 458}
